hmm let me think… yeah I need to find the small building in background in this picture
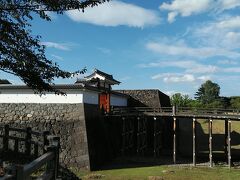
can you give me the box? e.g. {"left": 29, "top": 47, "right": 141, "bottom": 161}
{"left": 76, "top": 69, "right": 123, "bottom": 112}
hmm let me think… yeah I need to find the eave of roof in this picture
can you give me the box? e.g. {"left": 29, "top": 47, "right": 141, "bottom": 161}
{"left": 0, "top": 84, "right": 102, "bottom": 92}
{"left": 115, "top": 89, "right": 169, "bottom": 97}
{"left": 84, "top": 69, "right": 121, "bottom": 84}
{"left": 111, "top": 91, "right": 129, "bottom": 98}
{"left": 0, "top": 84, "right": 129, "bottom": 96}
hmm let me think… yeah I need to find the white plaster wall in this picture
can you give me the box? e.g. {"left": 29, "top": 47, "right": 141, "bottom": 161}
{"left": 82, "top": 91, "right": 99, "bottom": 105}
{"left": 0, "top": 88, "right": 126, "bottom": 105}
{"left": 110, "top": 94, "right": 127, "bottom": 106}
{"left": 0, "top": 89, "right": 87, "bottom": 104}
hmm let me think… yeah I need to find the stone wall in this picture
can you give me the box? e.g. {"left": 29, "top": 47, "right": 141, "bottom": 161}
{"left": 0, "top": 103, "right": 90, "bottom": 169}
{"left": 84, "top": 104, "right": 114, "bottom": 170}
{"left": 115, "top": 90, "right": 171, "bottom": 108}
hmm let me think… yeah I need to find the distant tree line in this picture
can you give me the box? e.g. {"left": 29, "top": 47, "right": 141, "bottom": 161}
{"left": 171, "top": 80, "right": 240, "bottom": 109}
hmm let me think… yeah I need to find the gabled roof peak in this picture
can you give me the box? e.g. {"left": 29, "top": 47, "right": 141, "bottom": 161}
{"left": 84, "top": 69, "right": 120, "bottom": 85}
{"left": 93, "top": 68, "right": 113, "bottom": 79}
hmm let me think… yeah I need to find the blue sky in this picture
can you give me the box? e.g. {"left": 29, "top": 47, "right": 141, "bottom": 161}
{"left": 3, "top": 0, "right": 240, "bottom": 97}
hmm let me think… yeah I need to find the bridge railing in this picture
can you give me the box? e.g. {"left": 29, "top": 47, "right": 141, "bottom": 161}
{"left": 111, "top": 107, "right": 174, "bottom": 116}
{"left": 177, "top": 107, "right": 240, "bottom": 116}
{"left": 111, "top": 106, "right": 240, "bottom": 117}
{"left": 0, "top": 125, "right": 60, "bottom": 179}
{"left": 0, "top": 125, "right": 50, "bottom": 157}
{"left": 14, "top": 138, "right": 59, "bottom": 180}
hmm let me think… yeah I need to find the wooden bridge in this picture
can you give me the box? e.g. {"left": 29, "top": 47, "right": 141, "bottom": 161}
{"left": 110, "top": 106, "right": 240, "bottom": 120}
{"left": 107, "top": 106, "right": 240, "bottom": 168}
{"left": 0, "top": 125, "right": 60, "bottom": 180}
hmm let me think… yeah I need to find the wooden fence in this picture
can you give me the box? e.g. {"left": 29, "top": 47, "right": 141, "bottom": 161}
{"left": 0, "top": 125, "right": 60, "bottom": 180}
{"left": 111, "top": 106, "right": 240, "bottom": 119}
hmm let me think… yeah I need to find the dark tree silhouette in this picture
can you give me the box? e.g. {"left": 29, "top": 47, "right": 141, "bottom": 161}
{"left": 0, "top": 0, "right": 109, "bottom": 94}
{"left": 195, "top": 80, "right": 220, "bottom": 104}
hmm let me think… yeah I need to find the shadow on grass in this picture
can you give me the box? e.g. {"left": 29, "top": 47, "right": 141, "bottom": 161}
{"left": 0, "top": 151, "right": 81, "bottom": 180}
{"left": 99, "top": 155, "right": 194, "bottom": 171}
{"left": 58, "top": 166, "right": 80, "bottom": 180}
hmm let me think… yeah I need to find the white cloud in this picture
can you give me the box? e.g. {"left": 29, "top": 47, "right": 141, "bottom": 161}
{"left": 160, "top": 0, "right": 240, "bottom": 23}
{"left": 193, "top": 16, "right": 240, "bottom": 50}
{"left": 217, "top": 0, "right": 240, "bottom": 12}
{"left": 66, "top": 1, "right": 160, "bottom": 28}
{"left": 217, "top": 59, "right": 238, "bottom": 65}
{"left": 164, "top": 90, "right": 189, "bottom": 96}
{"left": 185, "top": 64, "right": 218, "bottom": 74}
{"left": 160, "top": 0, "right": 211, "bottom": 23}
{"left": 139, "top": 60, "right": 218, "bottom": 74}
{"left": 216, "top": 16, "right": 240, "bottom": 30}
{"left": 197, "top": 75, "right": 211, "bottom": 81}
{"left": 167, "top": 12, "right": 178, "bottom": 23}
{"left": 139, "top": 59, "right": 240, "bottom": 75}
{"left": 223, "top": 67, "right": 240, "bottom": 73}
{"left": 51, "top": 54, "right": 63, "bottom": 61}
{"left": 146, "top": 42, "right": 240, "bottom": 59}
{"left": 152, "top": 73, "right": 195, "bottom": 82}
{"left": 97, "top": 47, "right": 111, "bottom": 55}
{"left": 41, "top": 42, "right": 72, "bottom": 51}
{"left": 151, "top": 73, "right": 211, "bottom": 83}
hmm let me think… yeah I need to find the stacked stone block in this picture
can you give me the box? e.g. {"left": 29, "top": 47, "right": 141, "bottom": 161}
{"left": 0, "top": 103, "right": 90, "bottom": 169}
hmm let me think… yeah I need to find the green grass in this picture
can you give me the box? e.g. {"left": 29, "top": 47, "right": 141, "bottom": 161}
{"left": 73, "top": 166, "right": 240, "bottom": 180}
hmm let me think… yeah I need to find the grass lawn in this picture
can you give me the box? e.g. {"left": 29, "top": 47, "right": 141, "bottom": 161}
{"left": 73, "top": 166, "right": 240, "bottom": 180}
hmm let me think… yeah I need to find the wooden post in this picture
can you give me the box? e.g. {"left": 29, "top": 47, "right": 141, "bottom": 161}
{"left": 153, "top": 117, "right": 157, "bottom": 157}
{"left": 172, "top": 106, "right": 176, "bottom": 116}
{"left": 224, "top": 120, "right": 228, "bottom": 161}
{"left": 46, "top": 146, "right": 55, "bottom": 178}
{"left": 193, "top": 118, "right": 196, "bottom": 166}
{"left": 121, "top": 117, "right": 126, "bottom": 156}
{"left": 228, "top": 120, "right": 231, "bottom": 168}
{"left": 34, "top": 144, "right": 39, "bottom": 158}
{"left": 43, "top": 131, "right": 50, "bottom": 153}
{"left": 3, "top": 125, "right": 9, "bottom": 152}
{"left": 14, "top": 139, "right": 19, "bottom": 153}
{"left": 25, "top": 127, "right": 32, "bottom": 155}
{"left": 54, "top": 136, "right": 60, "bottom": 179}
{"left": 15, "top": 165, "right": 25, "bottom": 180}
{"left": 47, "top": 136, "right": 60, "bottom": 179}
{"left": 209, "top": 119, "right": 213, "bottom": 167}
{"left": 173, "top": 117, "right": 177, "bottom": 164}
{"left": 143, "top": 116, "right": 147, "bottom": 156}
{"left": 137, "top": 117, "right": 140, "bottom": 155}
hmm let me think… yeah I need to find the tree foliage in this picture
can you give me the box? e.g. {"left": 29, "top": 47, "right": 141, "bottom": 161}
{"left": 230, "top": 97, "right": 240, "bottom": 109}
{"left": 195, "top": 80, "right": 220, "bottom": 104}
{"left": 170, "top": 93, "right": 191, "bottom": 107}
{"left": 0, "top": 0, "right": 109, "bottom": 94}
{"left": 171, "top": 82, "right": 240, "bottom": 109}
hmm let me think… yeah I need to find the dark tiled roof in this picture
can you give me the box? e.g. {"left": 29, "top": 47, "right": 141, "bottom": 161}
{"left": 0, "top": 83, "right": 100, "bottom": 92}
{"left": 0, "top": 84, "right": 129, "bottom": 98}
